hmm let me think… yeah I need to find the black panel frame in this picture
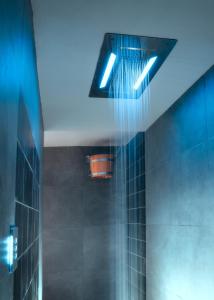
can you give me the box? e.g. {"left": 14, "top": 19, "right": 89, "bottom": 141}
{"left": 89, "top": 33, "right": 177, "bottom": 99}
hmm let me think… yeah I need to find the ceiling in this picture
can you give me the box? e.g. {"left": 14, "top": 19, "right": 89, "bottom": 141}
{"left": 32, "top": 0, "right": 214, "bottom": 146}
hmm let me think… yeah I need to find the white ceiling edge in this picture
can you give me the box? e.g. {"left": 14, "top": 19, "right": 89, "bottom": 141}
{"left": 45, "top": 130, "right": 116, "bottom": 147}
{"left": 44, "top": 130, "right": 141, "bottom": 147}
{"left": 33, "top": 0, "right": 214, "bottom": 147}
{"left": 44, "top": 61, "right": 213, "bottom": 148}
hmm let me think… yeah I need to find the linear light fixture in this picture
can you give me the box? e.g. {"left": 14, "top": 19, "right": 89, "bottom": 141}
{"left": 100, "top": 53, "right": 116, "bottom": 88}
{"left": 7, "top": 236, "right": 14, "bottom": 268}
{"left": 7, "top": 226, "right": 18, "bottom": 273}
{"left": 133, "top": 56, "right": 158, "bottom": 90}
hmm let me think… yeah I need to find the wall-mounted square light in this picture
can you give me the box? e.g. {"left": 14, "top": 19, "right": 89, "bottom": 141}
{"left": 89, "top": 33, "right": 177, "bottom": 99}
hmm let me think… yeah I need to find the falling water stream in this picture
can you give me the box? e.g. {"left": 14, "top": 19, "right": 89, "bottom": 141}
{"left": 108, "top": 36, "right": 151, "bottom": 300}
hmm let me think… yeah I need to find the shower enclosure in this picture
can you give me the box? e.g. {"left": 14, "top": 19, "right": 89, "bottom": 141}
{"left": 90, "top": 33, "right": 214, "bottom": 300}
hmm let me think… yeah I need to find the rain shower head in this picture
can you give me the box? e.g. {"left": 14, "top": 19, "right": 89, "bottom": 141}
{"left": 89, "top": 33, "right": 177, "bottom": 99}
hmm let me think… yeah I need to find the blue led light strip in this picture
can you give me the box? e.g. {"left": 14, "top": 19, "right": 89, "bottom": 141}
{"left": 6, "top": 226, "right": 18, "bottom": 273}
{"left": 7, "top": 236, "right": 14, "bottom": 268}
{"left": 100, "top": 53, "right": 117, "bottom": 88}
{"left": 133, "top": 56, "right": 158, "bottom": 90}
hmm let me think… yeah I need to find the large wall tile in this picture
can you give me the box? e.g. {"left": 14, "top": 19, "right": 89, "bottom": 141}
{"left": 146, "top": 66, "right": 214, "bottom": 300}
{"left": 43, "top": 186, "right": 84, "bottom": 229}
{"left": 83, "top": 225, "right": 116, "bottom": 277}
{"left": 147, "top": 225, "right": 214, "bottom": 300}
{"left": 83, "top": 181, "right": 115, "bottom": 226}
{"left": 43, "top": 270, "right": 83, "bottom": 300}
{"left": 146, "top": 73, "right": 207, "bottom": 172}
{"left": 43, "top": 228, "right": 83, "bottom": 274}
{"left": 43, "top": 147, "right": 113, "bottom": 300}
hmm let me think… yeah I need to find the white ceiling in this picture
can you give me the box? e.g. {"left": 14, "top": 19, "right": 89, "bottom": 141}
{"left": 32, "top": 0, "right": 214, "bottom": 146}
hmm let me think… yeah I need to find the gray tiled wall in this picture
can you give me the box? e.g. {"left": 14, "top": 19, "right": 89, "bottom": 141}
{"left": 112, "top": 135, "right": 146, "bottom": 300}
{"left": 13, "top": 100, "right": 40, "bottom": 300}
{"left": 0, "top": 0, "right": 43, "bottom": 299}
{"left": 126, "top": 133, "right": 146, "bottom": 300}
{"left": 43, "top": 147, "right": 116, "bottom": 300}
{"left": 145, "top": 65, "right": 214, "bottom": 300}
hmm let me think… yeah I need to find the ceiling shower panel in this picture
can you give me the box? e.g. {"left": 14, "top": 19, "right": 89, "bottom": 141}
{"left": 89, "top": 33, "right": 177, "bottom": 99}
